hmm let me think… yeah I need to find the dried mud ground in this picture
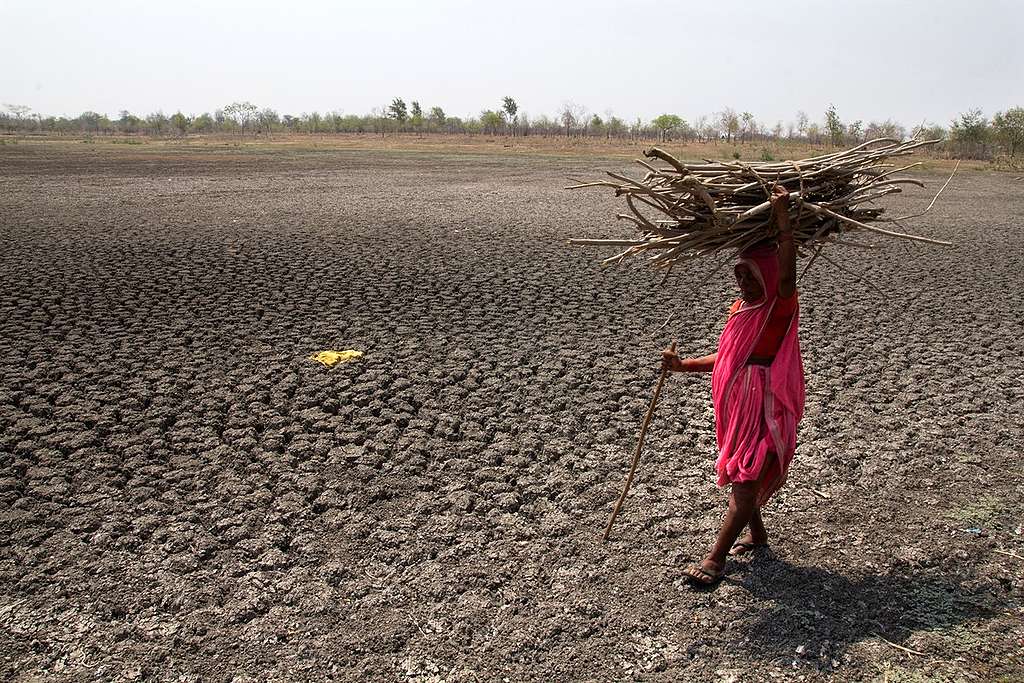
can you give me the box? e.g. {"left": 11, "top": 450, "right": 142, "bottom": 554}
{"left": 1, "top": 141, "right": 1022, "bottom": 682}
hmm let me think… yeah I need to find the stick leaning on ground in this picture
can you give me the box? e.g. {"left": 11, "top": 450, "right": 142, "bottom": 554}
{"left": 602, "top": 340, "right": 676, "bottom": 542}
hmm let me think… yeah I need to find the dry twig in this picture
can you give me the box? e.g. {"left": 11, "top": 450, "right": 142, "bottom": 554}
{"left": 569, "top": 139, "right": 953, "bottom": 277}
{"left": 993, "top": 549, "right": 1024, "bottom": 561}
{"left": 873, "top": 633, "right": 925, "bottom": 657}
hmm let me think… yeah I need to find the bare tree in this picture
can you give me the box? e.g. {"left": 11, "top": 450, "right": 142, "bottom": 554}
{"left": 806, "top": 122, "right": 822, "bottom": 145}
{"left": 260, "top": 108, "right": 279, "bottom": 137}
{"left": 3, "top": 104, "right": 33, "bottom": 133}
{"left": 371, "top": 107, "right": 388, "bottom": 138}
{"left": 848, "top": 120, "right": 863, "bottom": 143}
{"left": 223, "top": 101, "right": 259, "bottom": 136}
{"left": 740, "top": 111, "right": 756, "bottom": 142}
{"left": 559, "top": 102, "right": 586, "bottom": 137}
{"left": 796, "top": 110, "right": 809, "bottom": 139}
{"left": 866, "top": 118, "right": 907, "bottom": 142}
{"left": 717, "top": 108, "right": 739, "bottom": 143}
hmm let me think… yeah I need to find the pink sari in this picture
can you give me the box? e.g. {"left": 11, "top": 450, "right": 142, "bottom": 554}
{"left": 710, "top": 246, "right": 805, "bottom": 505}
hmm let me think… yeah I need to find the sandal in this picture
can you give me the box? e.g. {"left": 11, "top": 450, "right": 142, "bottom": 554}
{"left": 729, "top": 540, "right": 768, "bottom": 556}
{"left": 682, "top": 561, "right": 724, "bottom": 585}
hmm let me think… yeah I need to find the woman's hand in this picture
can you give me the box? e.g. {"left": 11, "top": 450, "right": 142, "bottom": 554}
{"left": 662, "top": 347, "right": 684, "bottom": 372}
{"left": 770, "top": 184, "right": 792, "bottom": 233}
{"left": 662, "top": 350, "right": 717, "bottom": 372}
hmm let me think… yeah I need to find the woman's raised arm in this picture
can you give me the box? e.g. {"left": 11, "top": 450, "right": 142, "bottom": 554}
{"left": 771, "top": 185, "right": 796, "bottom": 299}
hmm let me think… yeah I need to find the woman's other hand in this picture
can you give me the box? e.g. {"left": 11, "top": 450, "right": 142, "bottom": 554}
{"left": 662, "top": 347, "right": 684, "bottom": 372}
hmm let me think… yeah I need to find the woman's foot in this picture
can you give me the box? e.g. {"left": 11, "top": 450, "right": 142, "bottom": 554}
{"left": 682, "top": 558, "right": 724, "bottom": 585}
{"left": 729, "top": 532, "right": 768, "bottom": 556}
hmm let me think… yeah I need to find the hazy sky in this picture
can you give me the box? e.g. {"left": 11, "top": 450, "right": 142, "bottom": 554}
{"left": 2, "top": 0, "right": 1021, "bottom": 127}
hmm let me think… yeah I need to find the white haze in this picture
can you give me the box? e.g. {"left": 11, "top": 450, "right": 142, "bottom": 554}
{"left": 2, "top": 0, "right": 1022, "bottom": 128}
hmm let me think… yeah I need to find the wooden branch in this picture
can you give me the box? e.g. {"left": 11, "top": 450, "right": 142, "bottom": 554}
{"left": 569, "top": 138, "right": 951, "bottom": 284}
{"left": 874, "top": 633, "right": 925, "bottom": 657}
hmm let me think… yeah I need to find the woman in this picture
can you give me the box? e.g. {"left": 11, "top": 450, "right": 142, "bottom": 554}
{"left": 661, "top": 185, "right": 805, "bottom": 585}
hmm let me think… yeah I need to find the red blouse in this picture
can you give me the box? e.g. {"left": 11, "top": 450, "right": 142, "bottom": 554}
{"left": 729, "top": 292, "right": 797, "bottom": 358}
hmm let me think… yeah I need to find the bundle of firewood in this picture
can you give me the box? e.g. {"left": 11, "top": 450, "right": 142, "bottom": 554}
{"left": 569, "top": 138, "right": 953, "bottom": 281}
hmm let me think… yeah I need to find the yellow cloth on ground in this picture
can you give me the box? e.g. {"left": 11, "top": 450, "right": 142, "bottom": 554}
{"left": 309, "top": 350, "right": 363, "bottom": 368}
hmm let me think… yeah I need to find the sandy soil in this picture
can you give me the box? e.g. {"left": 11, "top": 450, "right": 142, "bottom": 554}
{"left": 1, "top": 141, "right": 1022, "bottom": 681}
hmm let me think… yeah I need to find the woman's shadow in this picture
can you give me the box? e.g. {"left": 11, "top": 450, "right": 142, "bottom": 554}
{"left": 721, "top": 553, "right": 998, "bottom": 665}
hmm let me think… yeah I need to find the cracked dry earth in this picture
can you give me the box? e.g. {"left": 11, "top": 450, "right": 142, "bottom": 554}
{"left": 1, "top": 142, "right": 1022, "bottom": 682}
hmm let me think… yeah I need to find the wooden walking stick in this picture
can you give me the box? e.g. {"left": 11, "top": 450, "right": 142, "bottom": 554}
{"left": 602, "top": 340, "right": 676, "bottom": 542}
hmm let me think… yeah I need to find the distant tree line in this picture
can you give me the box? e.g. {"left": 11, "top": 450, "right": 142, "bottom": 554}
{"left": 2, "top": 99, "right": 1022, "bottom": 161}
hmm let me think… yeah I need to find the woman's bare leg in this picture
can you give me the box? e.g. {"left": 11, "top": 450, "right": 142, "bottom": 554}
{"left": 687, "top": 480, "right": 758, "bottom": 577}
{"left": 731, "top": 507, "right": 769, "bottom": 555}
{"left": 749, "top": 507, "right": 768, "bottom": 542}
{"left": 684, "top": 455, "right": 779, "bottom": 581}
{"left": 732, "top": 453, "right": 777, "bottom": 554}
{"left": 684, "top": 481, "right": 758, "bottom": 581}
